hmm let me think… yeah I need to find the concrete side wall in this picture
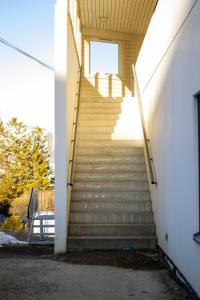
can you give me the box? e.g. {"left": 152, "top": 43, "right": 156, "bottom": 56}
{"left": 54, "top": 0, "right": 68, "bottom": 254}
{"left": 69, "top": 0, "right": 82, "bottom": 63}
{"left": 55, "top": 0, "right": 81, "bottom": 254}
{"left": 136, "top": 0, "right": 200, "bottom": 295}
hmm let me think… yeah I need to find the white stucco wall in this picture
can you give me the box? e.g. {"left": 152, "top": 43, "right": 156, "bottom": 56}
{"left": 54, "top": 0, "right": 68, "bottom": 254}
{"left": 136, "top": 0, "right": 200, "bottom": 295}
{"left": 55, "top": 0, "right": 81, "bottom": 254}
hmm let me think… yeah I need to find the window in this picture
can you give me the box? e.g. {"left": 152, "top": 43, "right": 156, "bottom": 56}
{"left": 90, "top": 41, "right": 119, "bottom": 74}
{"left": 194, "top": 93, "right": 200, "bottom": 244}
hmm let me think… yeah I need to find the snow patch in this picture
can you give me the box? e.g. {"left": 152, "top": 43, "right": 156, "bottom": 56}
{"left": 0, "top": 231, "right": 26, "bottom": 245}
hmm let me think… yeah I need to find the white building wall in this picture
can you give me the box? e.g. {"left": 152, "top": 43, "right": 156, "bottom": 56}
{"left": 55, "top": 0, "right": 81, "bottom": 254}
{"left": 136, "top": 0, "right": 200, "bottom": 295}
{"left": 54, "top": 0, "right": 68, "bottom": 254}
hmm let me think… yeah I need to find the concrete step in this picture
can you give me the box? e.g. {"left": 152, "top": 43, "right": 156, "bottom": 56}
{"left": 79, "top": 113, "right": 119, "bottom": 120}
{"left": 80, "top": 97, "right": 123, "bottom": 103}
{"left": 77, "top": 126, "right": 142, "bottom": 134}
{"left": 78, "top": 120, "right": 117, "bottom": 126}
{"left": 80, "top": 102, "right": 122, "bottom": 109}
{"left": 70, "top": 211, "right": 154, "bottom": 224}
{"left": 80, "top": 87, "right": 128, "bottom": 91}
{"left": 80, "top": 93, "right": 131, "bottom": 98}
{"left": 79, "top": 108, "right": 121, "bottom": 114}
{"left": 73, "top": 172, "right": 147, "bottom": 182}
{"left": 74, "top": 163, "right": 146, "bottom": 172}
{"left": 81, "top": 81, "right": 124, "bottom": 85}
{"left": 69, "top": 224, "right": 156, "bottom": 237}
{"left": 76, "top": 146, "right": 143, "bottom": 156}
{"left": 68, "top": 236, "right": 156, "bottom": 250}
{"left": 77, "top": 133, "right": 137, "bottom": 140}
{"left": 73, "top": 181, "right": 148, "bottom": 191}
{"left": 71, "top": 200, "right": 152, "bottom": 212}
{"left": 71, "top": 191, "right": 150, "bottom": 201}
{"left": 80, "top": 91, "right": 132, "bottom": 97}
{"left": 75, "top": 155, "right": 145, "bottom": 164}
{"left": 77, "top": 133, "right": 113, "bottom": 140}
{"left": 81, "top": 83, "right": 125, "bottom": 89}
{"left": 76, "top": 140, "right": 143, "bottom": 148}
{"left": 77, "top": 126, "right": 115, "bottom": 133}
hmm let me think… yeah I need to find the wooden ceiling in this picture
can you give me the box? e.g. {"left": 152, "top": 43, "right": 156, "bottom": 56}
{"left": 78, "top": 0, "right": 158, "bottom": 35}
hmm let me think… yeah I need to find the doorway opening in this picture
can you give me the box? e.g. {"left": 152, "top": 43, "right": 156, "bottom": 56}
{"left": 90, "top": 40, "right": 119, "bottom": 75}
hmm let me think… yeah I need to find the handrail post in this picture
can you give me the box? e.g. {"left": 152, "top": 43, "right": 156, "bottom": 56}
{"left": 132, "top": 65, "right": 157, "bottom": 185}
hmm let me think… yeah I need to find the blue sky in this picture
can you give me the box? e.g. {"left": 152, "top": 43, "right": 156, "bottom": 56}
{"left": 0, "top": 1, "right": 119, "bottom": 135}
{"left": 90, "top": 41, "right": 118, "bottom": 74}
{"left": 0, "top": 0, "right": 55, "bottom": 133}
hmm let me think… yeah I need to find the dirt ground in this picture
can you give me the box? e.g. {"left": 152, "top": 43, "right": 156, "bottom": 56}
{"left": 0, "top": 245, "right": 194, "bottom": 300}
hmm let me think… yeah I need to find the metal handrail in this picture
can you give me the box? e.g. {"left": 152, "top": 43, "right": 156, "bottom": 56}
{"left": 132, "top": 65, "right": 157, "bottom": 185}
{"left": 68, "top": 66, "right": 82, "bottom": 187}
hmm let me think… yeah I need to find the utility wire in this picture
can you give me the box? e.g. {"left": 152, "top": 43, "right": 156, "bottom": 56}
{"left": 0, "top": 36, "right": 54, "bottom": 71}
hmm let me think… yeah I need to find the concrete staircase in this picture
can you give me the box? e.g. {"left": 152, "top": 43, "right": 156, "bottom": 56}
{"left": 68, "top": 78, "right": 156, "bottom": 250}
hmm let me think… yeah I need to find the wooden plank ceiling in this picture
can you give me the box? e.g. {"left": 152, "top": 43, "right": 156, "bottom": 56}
{"left": 78, "top": 0, "right": 158, "bottom": 35}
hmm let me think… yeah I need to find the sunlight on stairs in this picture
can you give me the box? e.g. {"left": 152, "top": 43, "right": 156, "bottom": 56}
{"left": 68, "top": 76, "right": 156, "bottom": 250}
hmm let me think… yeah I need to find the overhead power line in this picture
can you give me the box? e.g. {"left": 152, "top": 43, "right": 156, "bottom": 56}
{"left": 0, "top": 36, "right": 54, "bottom": 71}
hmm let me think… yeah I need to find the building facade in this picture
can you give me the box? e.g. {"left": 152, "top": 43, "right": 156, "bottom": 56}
{"left": 55, "top": 0, "right": 200, "bottom": 296}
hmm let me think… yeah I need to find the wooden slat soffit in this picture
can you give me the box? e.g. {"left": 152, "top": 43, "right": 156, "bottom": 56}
{"left": 78, "top": 0, "right": 158, "bottom": 35}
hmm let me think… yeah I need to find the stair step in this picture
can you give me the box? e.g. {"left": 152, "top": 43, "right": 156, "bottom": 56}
{"left": 71, "top": 200, "right": 152, "bottom": 212}
{"left": 69, "top": 224, "right": 156, "bottom": 236}
{"left": 68, "top": 236, "right": 156, "bottom": 250}
{"left": 79, "top": 108, "right": 121, "bottom": 114}
{"left": 80, "top": 102, "right": 122, "bottom": 109}
{"left": 80, "top": 97, "right": 123, "bottom": 103}
{"left": 77, "top": 133, "right": 139, "bottom": 141}
{"left": 77, "top": 126, "right": 142, "bottom": 134}
{"left": 73, "top": 181, "right": 148, "bottom": 191}
{"left": 73, "top": 172, "right": 147, "bottom": 181}
{"left": 79, "top": 113, "right": 119, "bottom": 120}
{"left": 77, "top": 133, "right": 116, "bottom": 140}
{"left": 69, "top": 83, "right": 156, "bottom": 250}
{"left": 81, "top": 84, "right": 125, "bottom": 89}
{"left": 70, "top": 211, "right": 154, "bottom": 224}
{"left": 80, "top": 91, "right": 125, "bottom": 95}
{"left": 75, "top": 155, "right": 145, "bottom": 164}
{"left": 77, "top": 126, "right": 116, "bottom": 133}
{"left": 81, "top": 80, "right": 124, "bottom": 85}
{"left": 74, "top": 163, "right": 146, "bottom": 172}
{"left": 78, "top": 120, "right": 117, "bottom": 126}
{"left": 76, "top": 147, "right": 143, "bottom": 156}
{"left": 72, "top": 191, "right": 150, "bottom": 201}
{"left": 76, "top": 140, "right": 143, "bottom": 147}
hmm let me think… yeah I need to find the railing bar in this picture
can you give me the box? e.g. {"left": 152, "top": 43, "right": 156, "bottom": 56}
{"left": 132, "top": 65, "right": 157, "bottom": 185}
{"left": 68, "top": 66, "right": 82, "bottom": 187}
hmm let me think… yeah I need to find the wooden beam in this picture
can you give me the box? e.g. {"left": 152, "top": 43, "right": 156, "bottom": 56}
{"left": 82, "top": 27, "right": 144, "bottom": 42}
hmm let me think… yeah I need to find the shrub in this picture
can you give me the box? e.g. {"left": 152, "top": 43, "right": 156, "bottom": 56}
{"left": 2, "top": 215, "right": 24, "bottom": 231}
{"left": 10, "top": 191, "right": 31, "bottom": 217}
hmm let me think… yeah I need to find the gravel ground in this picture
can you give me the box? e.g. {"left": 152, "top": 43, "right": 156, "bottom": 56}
{"left": 0, "top": 245, "right": 193, "bottom": 300}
